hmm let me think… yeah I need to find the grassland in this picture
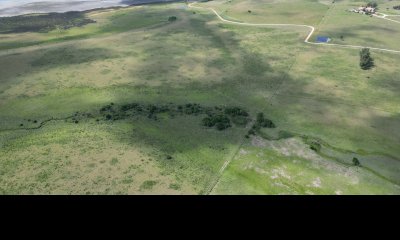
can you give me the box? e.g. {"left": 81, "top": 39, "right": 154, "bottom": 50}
{"left": 0, "top": 0, "right": 399, "bottom": 194}
{"left": 212, "top": 137, "right": 400, "bottom": 195}
{"left": 313, "top": 1, "right": 400, "bottom": 50}
{"left": 204, "top": 0, "right": 330, "bottom": 25}
{"left": 0, "top": 6, "right": 172, "bottom": 50}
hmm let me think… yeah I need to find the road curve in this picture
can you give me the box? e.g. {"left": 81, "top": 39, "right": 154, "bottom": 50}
{"left": 374, "top": 13, "right": 400, "bottom": 24}
{"left": 188, "top": 2, "right": 400, "bottom": 54}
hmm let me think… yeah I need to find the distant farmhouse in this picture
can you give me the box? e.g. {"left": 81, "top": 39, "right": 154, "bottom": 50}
{"left": 349, "top": 6, "right": 376, "bottom": 15}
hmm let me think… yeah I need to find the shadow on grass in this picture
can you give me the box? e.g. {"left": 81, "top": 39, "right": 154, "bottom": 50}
{"left": 30, "top": 46, "right": 119, "bottom": 68}
{"left": 2, "top": 6, "right": 400, "bottom": 193}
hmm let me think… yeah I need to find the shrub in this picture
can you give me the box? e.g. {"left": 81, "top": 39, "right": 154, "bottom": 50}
{"left": 216, "top": 121, "right": 231, "bottom": 131}
{"left": 202, "top": 117, "right": 215, "bottom": 127}
{"left": 394, "top": 5, "right": 400, "bottom": 10}
{"left": 256, "top": 112, "right": 276, "bottom": 128}
{"left": 224, "top": 107, "right": 249, "bottom": 117}
{"left": 367, "top": 2, "right": 377, "bottom": 8}
{"left": 110, "top": 158, "right": 119, "bottom": 166}
{"left": 278, "top": 130, "right": 294, "bottom": 139}
{"left": 168, "top": 16, "right": 177, "bottom": 22}
{"left": 310, "top": 141, "right": 321, "bottom": 152}
{"left": 224, "top": 107, "right": 249, "bottom": 126}
{"left": 169, "top": 183, "right": 181, "bottom": 190}
{"left": 100, "top": 104, "right": 112, "bottom": 112}
{"left": 148, "top": 105, "right": 158, "bottom": 114}
{"left": 140, "top": 180, "right": 158, "bottom": 190}
{"left": 248, "top": 129, "right": 255, "bottom": 135}
{"left": 352, "top": 157, "right": 361, "bottom": 166}
{"left": 121, "top": 103, "right": 140, "bottom": 111}
{"left": 202, "top": 114, "right": 231, "bottom": 130}
{"left": 231, "top": 116, "right": 249, "bottom": 126}
{"left": 184, "top": 103, "right": 202, "bottom": 115}
{"left": 256, "top": 113, "right": 265, "bottom": 123}
{"left": 360, "top": 48, "right": 374, "bottom": 70}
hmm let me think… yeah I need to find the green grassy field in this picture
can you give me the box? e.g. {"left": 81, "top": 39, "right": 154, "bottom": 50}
{"left": 0, "top": 6, "right": 171, "bottom": 50}
{"left": 387, "top": 16, "right": 400, "bottom": 21}
{"left": 212, "top": 137, "right": 400, "bottom": 195}
{"left": 313, "top": 1, "right": 400, "bottom": 50}
{"left": 378, "top": 0, "right": 400, "bottom": 15}
{"left": 0, "top": 0, "right": 399, "bottom": 194}
{"left": 203, "top": 0, "right": 330, "bottom": 25}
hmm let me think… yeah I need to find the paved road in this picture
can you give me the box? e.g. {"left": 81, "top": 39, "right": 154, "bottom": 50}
{"left": 188, "top": 2, "right": 400, "bottom": 54}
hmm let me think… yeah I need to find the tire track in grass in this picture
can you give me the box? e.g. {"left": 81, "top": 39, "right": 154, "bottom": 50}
{"left": 204, "top": 119, "right": 254, "bottom": 195}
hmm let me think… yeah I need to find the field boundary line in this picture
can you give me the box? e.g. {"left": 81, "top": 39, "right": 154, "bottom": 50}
{"left": 204, "top": 129, "right": 249, "bottom": 195}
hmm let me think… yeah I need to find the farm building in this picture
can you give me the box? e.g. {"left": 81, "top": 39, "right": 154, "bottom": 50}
{"left": 350, "top": 6, "right": 376, "bottom": 14}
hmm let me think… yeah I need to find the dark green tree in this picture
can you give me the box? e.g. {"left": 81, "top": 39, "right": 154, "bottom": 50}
{"left": 352, "top": 157, "right": 361, "bottom": 166}
{"left": 256, "top": 112, "right": 265, "bottom": 124}
{"left": 360, "top": 48, "right": 374, "bottom": 70}
{"left": 309, "top": 141, "right": 321, "bottom": 152}
{"left": 168, "top": 16, "right": 177, "bottom": 22}
{"left": 367, "top": 2, "right": 378, "bottom": 8}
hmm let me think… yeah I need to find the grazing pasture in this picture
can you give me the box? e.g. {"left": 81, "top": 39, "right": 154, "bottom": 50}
{"left": 0, "top": 0, "right": 399, "bottom": 194}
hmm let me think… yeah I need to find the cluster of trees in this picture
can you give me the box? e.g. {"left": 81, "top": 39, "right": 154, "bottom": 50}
{"left": 120, "top": 103, "right": 143, "bottom": 112}
{"left": 255, "top": 113, "right": 276, "bottom": 128}
{"left": 224, "top": 107, "right": 250, "bottom": 126}
{"left": 181, "top": 103, "right": 203, "bottom": 115}
{"left": 360, "top": 48, "right": 374, "bottom": 70}
{"left": 168, "top": 16, "right": 177, "bottom": 22}
{"left": 100, "top": 103, "right": 114, "bottom": 113}
{"left": 247, "top": 113, "right": 276, "bottom": 136}
{"left": 394, "top": 5, "right": 400, "bottom": 10}
{"left": 224, "top": 107, "right": 249, "bottom": 117}
{"left": 103, "top": 102, "right": 253, "bottom": 131}
{"left": 202, "top": 114, "right": 231, "bottom": 130}
{"left": 366, "top": 2, "right": 378, "bottom": 8}
{"left": 202, "top": 106, "right": 252, "bottom": 130}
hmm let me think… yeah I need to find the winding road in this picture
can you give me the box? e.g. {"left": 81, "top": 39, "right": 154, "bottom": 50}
{"left": 188, "top": 2, "right": 400, "bottom": 54}
{"left": 189, "top": 1, "right": 400, "bottom": 193}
